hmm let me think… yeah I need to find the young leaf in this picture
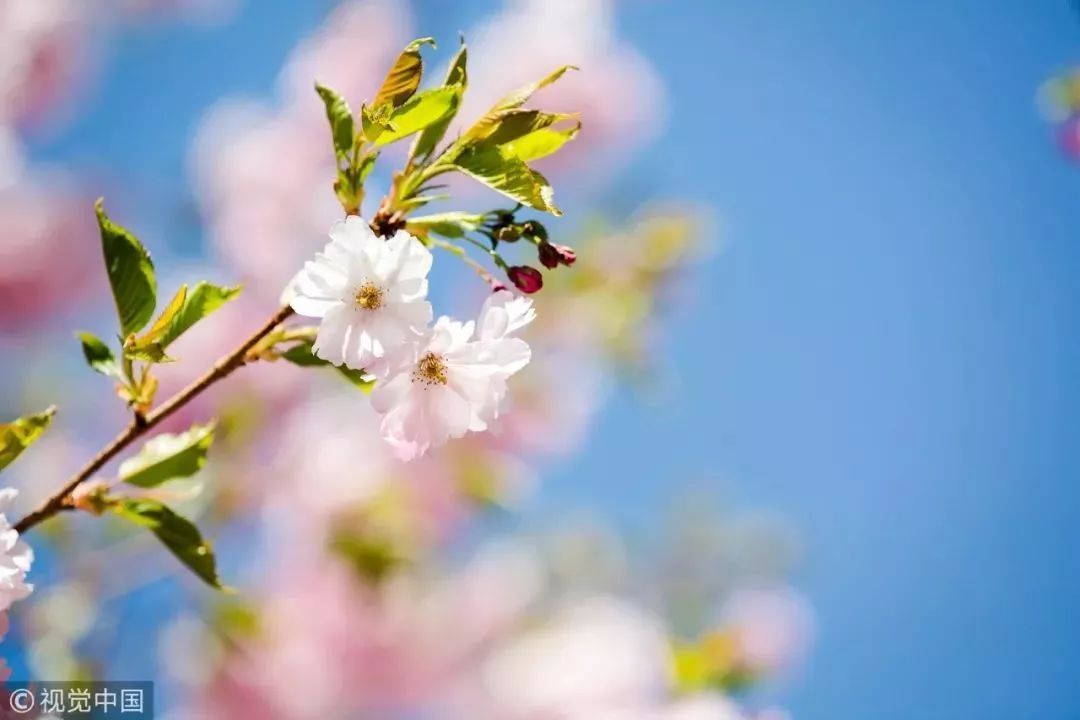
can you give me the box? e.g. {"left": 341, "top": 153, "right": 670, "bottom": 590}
{"left": 452, "top": 144, "right": 561, "bottom": 215}
{"left": 123, "top": 344, "right": 173, "bottom": 363}
{"left": 0, "top": 407, "right": 56, "bottom": 472}
{"left": 136, "top": 285, "right": 188, "bottom": 346}
{"left": 453, "top": 65, "right": 577, "bottom": 149}
{"left": 157, "top": 282, "right": 242, "bottom": 349}
{"left": 118, "top": 423, "right": 216, "bottom": 487}
{"left": 279, "top": 342, "right": 328, "bottom": 367}
{"left": 503, "top": 122, "right": 582, "bottom": 162}
{"left": 111, "top": 499, "right": 225, "bottom": 589}
{"left": 474, "top": 110, "right": 577, "bottom": 147}
{"left": 409, "top": 40, "right": 468, "bottom": 163}
{"left": 280, "top": 342, "right": 374, "bottom": 392}
{"left": 315, "top": 83, "right": 355, "bottom": 159}
{"left": 372, "top": 37, "right": 436, "bottom": 109}
{"left": 96, "top": 199, "right": 157, "bottom": 338}
{"left": 491, "top": 64, "right": 577, "bottom": 112}
{"left": 76, "top": 332, "right": 123, "bottom": 379}
{"left": 373, "top": 87, "right": 460, "bottom": 147}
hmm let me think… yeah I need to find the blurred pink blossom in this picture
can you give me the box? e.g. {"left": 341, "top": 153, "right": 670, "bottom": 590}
{"left": 191, "top": 0, "right": 411, "bottom": 300}
{"left": 112, "top": 0, "right": 241, "bottom": 25}
{"left": 0, "top": 0, "right": 93, "bottom": 132}
{"left": 191, "top": 540, "right": 542, "bottom": 719}
{"left": 467, "top": 595, "right": 672, "bottom": 720}
{"left": 265, "top": 396, "right": 531, "bottom": 550}
{"left": 0, "top": 178, "right": 100, "bottom": 332}
{"left": 457, "top": 0, "right": 665, "bottom": 179}
{"left": 484, "top": 350, "right": 606, "bottom": 458}
{"left": 720, "top": 586, "right": 814, "bottom": 676}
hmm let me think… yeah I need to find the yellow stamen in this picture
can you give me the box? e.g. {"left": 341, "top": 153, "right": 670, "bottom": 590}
{"left": 412, "top": 352, "right": 448, "bottom": 386}
{"left": 354, "top": 282, "right": 384, "bottom": 311}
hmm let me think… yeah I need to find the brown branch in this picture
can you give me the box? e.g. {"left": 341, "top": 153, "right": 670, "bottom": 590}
{"left": 13, "top": 304, "right": 296, "bottom": 534}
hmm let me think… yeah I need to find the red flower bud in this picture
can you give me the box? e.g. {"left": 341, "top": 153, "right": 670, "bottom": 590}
{"left": 507, "top": 265, "right": 543, "bottom": 294}
{"left": 538, "top": 242, "right": 576, "bottom": 269}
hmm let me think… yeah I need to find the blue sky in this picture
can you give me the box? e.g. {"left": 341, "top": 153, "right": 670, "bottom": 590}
{"left": 20, "top": 1, "right": 1080, "bottom": 718}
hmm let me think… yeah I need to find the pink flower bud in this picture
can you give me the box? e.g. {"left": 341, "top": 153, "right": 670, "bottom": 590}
{"left": 538, "top": 242, "right": 577, "bottom": 269}
{"left": 507, "top": 265, "right": 543, "bottom": 294}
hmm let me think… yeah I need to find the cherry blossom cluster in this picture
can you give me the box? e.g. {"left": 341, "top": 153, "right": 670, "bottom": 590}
{"left": 289, "top": 215, "right": 536, "bottom": 460}
{"left": 0, "top": 489, "right": 32, "bottom": 614}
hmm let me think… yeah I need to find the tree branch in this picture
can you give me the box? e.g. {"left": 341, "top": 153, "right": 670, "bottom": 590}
{"left": 13, "top": 304, "right": 296, "bottom": 534}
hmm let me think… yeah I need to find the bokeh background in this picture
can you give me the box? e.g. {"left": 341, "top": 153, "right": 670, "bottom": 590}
{"left": 2, "top": 1, "right": 1079, "bottom": 719}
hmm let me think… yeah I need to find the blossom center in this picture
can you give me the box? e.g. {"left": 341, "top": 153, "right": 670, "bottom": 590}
{"left": 354, "top": 282, "right": 384, "bottom": 311}
{"left": 412, "top": 352, "right": 448, "bottom": 386}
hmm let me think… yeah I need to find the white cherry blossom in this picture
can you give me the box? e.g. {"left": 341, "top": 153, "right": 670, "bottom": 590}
{"left": 290, "top": 215, "right": 433, "bottom": 372}
{"left": 0, "top": 488, "right": 32, "bottom": 612}
{"left": 370, "top": 292, "right": 535, "bottom": 461}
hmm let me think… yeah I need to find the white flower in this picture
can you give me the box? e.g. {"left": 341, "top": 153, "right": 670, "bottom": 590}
{"left": 0, "top": 488, "right": 32, "bottom": 612}
{"left": 289, "top": 215, "right": 433, "bottom": 372}
{"left": 370, "top": 291, "right": 534, "bottom": 461}
{"left": 480, "top": 596, "right": 671, "bottom": 719}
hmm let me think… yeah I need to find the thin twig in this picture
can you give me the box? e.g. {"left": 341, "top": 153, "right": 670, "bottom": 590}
{"left": 13, "top": 304, "right": 296, "bottom": 534}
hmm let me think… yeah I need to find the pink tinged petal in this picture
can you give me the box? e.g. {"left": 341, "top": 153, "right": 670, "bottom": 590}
{"left": 377, "top": 230, "right": 433, "bottom": 286}
{"left": 10, "top": 542, "right": 31, "bottom": 573}
{"left": 0, "top": 531, "right": 16, "bottom": 554}
{"left": 427, "top": 318, "right": 458, "bottom": 355}
{"left": 370, "top": 371, "right": 412, "bottom": 414}
{"left": 312, "top": 307, "right": 350, "bottom": 366}
{"left": 393, "top": 277, "right": 428, "bottom": 302}
{"left": 478, "top": 290, "right": 535, "bottom": 340}
{"left": 432, "top": 385, "right": 475, "bottom": 440}
{"left": 292, "top": 258, "right": 348, "bottom": 318}
{"left": 342, "top": 319, "right": 370, "bottom": 370}
{"left": 391, "top": 297, "right": 433, "bottom": 334}
{"left": 446, "top": 367, "right": 496, "bottom": 431}
{"left": 328, "top": 214, "right": 376, "bottom": 252}
{"left": 490, "top": 337, "right": 532, "bottom": 376}
{"left": 290, "top": 294, "right": 342, "bottom": 318}
{"left": 380, "top": 389, "right": 432, "bottom": 461}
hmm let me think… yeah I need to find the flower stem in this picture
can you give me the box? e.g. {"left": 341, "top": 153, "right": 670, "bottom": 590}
{"left": 12, "top": 304, "right": 296, "bottom": 535}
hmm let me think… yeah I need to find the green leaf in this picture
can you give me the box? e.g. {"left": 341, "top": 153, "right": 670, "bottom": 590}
{"left": 76, "top": 332, "right": 123, "bottom": 380}
{"left": 406, "top": 212, "right": 486, "bottom": 238}
{"left": 118, "top": 423, "right": 216, "bottom": 488}
{"left": 478, "top": 110, "right": 577, "bottom": 146}
{"left": 409, "top": 40, "right": 468, "bottom": 163}
{"left": 279, "top": 342, "right": 328, "bottom": 367}
{"left": 460, "top": 109, "right": 568, "bottom": 149}
{"left": 135, "top": 284, "right": 187, "bottom": 345}
{"left": 280, "top": 342, "right": 375, "bottom": 392}
{"left": 123, "top": 343, "right": 173, "bottom": 363}
{"left": 374, "top": 87, "right": 460, "bottom": 147}
{"left": 492, "top": 64, "right": 577, "bottom": 112}
{"left": 111, "top": 499, "right": 225, "bottom": 589}
{"left": 0, "top": 407, "right": 56, "bottom": 472}
{"left": 96, "top": 199, "right": 157, "bottom": 337}
{"left": 315, "top": 83, "right": 355, "bottom": 158}
{"left": 157, "top": 282, "right": 242, "bottom": 349}
{"left": 504, "top": 122, "right": 582, "bottom": 162}
{"left": 454, "top": 65, "right": 576, "bottom": 148}
{"left": 452, "top": 144, "right": 561, "bottom": 215}
{"left": 372, "top": 37, "right": 436, "bottom": 109}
